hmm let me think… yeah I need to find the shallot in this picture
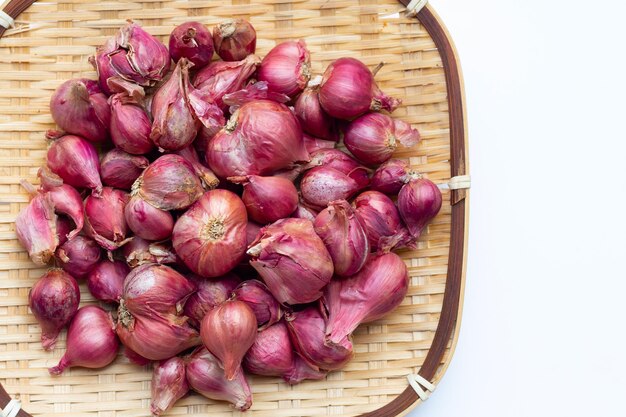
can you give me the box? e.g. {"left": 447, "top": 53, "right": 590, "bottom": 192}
{"left": 257, "top": 40, "right": 310, "bottom": 97}
{"left": 38, "top": 168, "right": 84, "bottom": 241}
{"left": 151, "top": 357, "right": 189, "bottom": 416}
{"left": 124, "top": 196, "right": 174, "bottom": 241}
{"left": 176, "top": 145, "right": 220, "bottom": 190}
{"left": 49, "top": 305, "right": 119, "bottom": 375}
{"left": 47, "top": 135, "right": 102, "bottom": 195}
{"left": 109, "top": 94, "right": 154, "bottom": 154}
{"left": 122, "top": 237, "right": 178, "bottom": 268}
{"left": 99, "top": 149, "right": 149, "bottom": 190}
{"left": 295, "top": 85, "right": 338, "bottom": 141}
{"left": 243, "top": 321, "right": 293, "bottom": 377}
{"left": 200, "top": 300, "right": 257, "bottom": 380}
{"left": 303, "top": 133, "right": 336, "bottom": 154}
{"left": 300, "top": 166, "right": 362, "bottom": 210}
{"left": 233, "top": 280, "right": 282, "bottom": 329}
{"left": 169, "top": 22, "right": 214, "bottom": 68}
{"left": 184, "top": 273, "right": 241, "bottom": 327}
{"left": 87, "top": 259, "right": 129, "bottom": 303}
{"left": 29, "top": 269, "right": 80, "bottom": 350}
{"left": 398, "top": 176, "right": 443, "bottom": 239}
{"left": 213, "top": 19, "right": 257, "bottom": 61}
{"left": 15, "top": 193, "right": 58, "bottom": 265}
{"left": 230, "top": 175, "right": 299, "bottom": 224}
{"left": 56, "top": 235, "right": 102, "bottom": 278}
{"left": 84, "top": 187, "right": 130, "bottom": 251}
{"left": 370, "top": 159, "right": 412, "bottom": 195}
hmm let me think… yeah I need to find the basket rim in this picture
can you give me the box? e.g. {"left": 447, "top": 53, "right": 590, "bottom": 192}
{"left": 0, "top": 1, "right": 469, "bottom": 416}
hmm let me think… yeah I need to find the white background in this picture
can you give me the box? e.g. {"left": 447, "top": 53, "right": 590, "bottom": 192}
{"left": 408, "top": 1, "right": 626, "bottom": 416}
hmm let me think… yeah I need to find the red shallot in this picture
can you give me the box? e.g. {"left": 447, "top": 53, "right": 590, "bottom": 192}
{"left": 292, "top": 201, "right": 319, "bottom": 222}
{"left": 324, "top": 253, "right": 409, "bottom": 344}
{"left": 86, "top": 259, "right": 129, "bottom": 303}
{"left": 49, "top": 305, "right": 119, "bottom": 375}
{"left": 370, "top": 158, "right": 412, "bottom": 195}
{"left": 233, "top": 280, "right": 282, "bottom": 329}
{"left": 221, "top": 81, "right": 290, "bottom": 113}
{"left": 247, "top": 218, "right": 334, "bottom": 305}
{"left": 132, "top": 154, "right": 203, "bottom": 211}
{"left": 29, "top": 269, "right": 80, "bottom": 350}
{"left": 124, "top": 196, "right": 174, "bottom": 241}
{"left": 16, "top": 193, "right": 58, "bottom": 266}
{"left": 200, "top": 300, "right": 257, "bottom": 380}
{"left": 84, "top": 187, "right": 130, "bottom": 251}
{"left": 110, "top": 94, "right": 154, "bottom": 155}
{"left": 173, "top": 189, "right": 248, "bottom": 278}
{"left": 243, "top": 321, "right": 293, "bottom": 377}
{"left": 303, "top": 133, "right": 336, "bottom": 154}
{"left": 212, "top": 19, "right": 257, "bottom": 62}
{"left": 344, "top": 113, "right": 420, "bottom": 165}
{"left": 47, "top": 135, "right": 102, "bottom": 195}
{"left": 304, "top": 148, "right": 370, "bottom": 188}
{"left": 56, "top": 235, "right": 102, "bottom": 278}
{"left": 313, "top": 199, "right": 370, "bottom": 276}
{"left": 184, "top": 273, "right": 241, "bottom": 327}
{"left": 319, "top": 57, "right": 401, "bottom": 120}
{"left": 151, "top": 357, "right": 189, "bottom": 416}
{"left": 284, "top": 355, "right": 327, "bottom": 385}
{"left": 206, "top": 100, "right": 309, "bottom": 178}
{"left": 55, "top": 216, "right": 73, "bottom": 246}
{"left": 100, "top": 148, "right": 149, "bottom": 190}
{"left": 229, "top": 175, "right": 298, "bottom": 224}
{"left": 398, "top": 176, "right": 443, "bottom": 239}
{"left": 295, "top": 85, "right": 338, "bottom": 141}
{"left": 50, "top": 78, "right": 110, "bottom": 143}
{"left": 169, "top": 22, "right": 214, "bottom": 68}
{"left": 257, "top": 40, "right": 310, "bottom": 97}
{"left": 186, "top": 347, "right": 253, "bottom": 411}
{"left": 300, "top": 166, "right": 362, "bottom": 211}
{"left": 175, "top": 145, "right": 219, "bottom": 190}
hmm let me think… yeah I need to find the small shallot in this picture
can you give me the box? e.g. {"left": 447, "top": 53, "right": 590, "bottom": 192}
{"left": 49, "top": 78, "right": 110, "bottom": 143}
{"left": 47, "top": 135, "right": 102, "bottom": 195}
{"left": 132, "top": 154, "right": 203, "bottom": 211}
{"left": 84, "top": 187, "right": 130, "bottom": 251}
{"left": 186, "top": 347, "right": 253, "bottom": 411}
{"left": 286, "top": 306, "right": 353, "bottom": 371}
{"left": 300, "top": 166, "right": 362, "bottom": 211}
{"left": 243, "top": 321, "right": 293, "bottom": 377}
{"left": 305, "top": 148, "right": 370, "bottom": 188}
{"left": 87, "top": 259, "right": 129, "bottom": 303}
{"left": 169, "top": 22, "right": 214, "bottom": 68}
{"left": 15, "top": 193, "right": 58, "bottom": 265}
{"left": 213, "top": 19, "right": 257, "bottom": 61}
{"left": 325, "top": 253, "right": 409, "bottom": 344}
{"left": 398, "top": 176, "right": 443, "bottom": 239}
{"left": 100, "top": 148, "right": 149, "bottom": 190}
{"left": 353, "top": 191, "right": 413, "bottom": 252}
{"left": 247, "top": 218, "right": 334, "bottom": 305}
{"left": 370, "top": 159, "right": 412, "bottom": 195}
{"left": 49, "top": 305, "right": 119, "bottom": 375}
{"left": 38, "top": 168, "right": 84, "bottom": 241}
{"left": 200, "top": 300, "right": 257, "bottom": 380}
{"left": 233, "top": 280, "right": 282, "bottom": 329}
{"left": 175, "top": 145, "right": 219, "bottom": 190}
{"left": 151, "top": 357, "right": 189, "bottom": 416}
{"left": 344, "top": 113, "right": 420, "bottom": 166}
{"left": 184, "top": 273, "right": 241, "bottom": 327}
{"left": 125, "top": 196, "right": 174, "bottom": 241}
{"left": 110, "top": 94, "right": 154, "bottom": 155}
{"left": 319, "top": 57, "right": 401, "bottom": 120}
{"left": 257, "top": 40, "right": 310, "bottom": 97}
{"left": 229, "top": 175, "right": 298, "bottom": 224}
{"left": 313, "top": 200, "right": 370, "bottom": 276}
{"left": 295, "top": 85, "right": 338, "bottom": 141}
{"left": 56, "top": 235, "right": 102, "bottom": 278}
{"left": 29, "top": 269, "right": 80, "bottom": 350}
{"left": 173, "top": 190, "right": 248, "bottom": 278}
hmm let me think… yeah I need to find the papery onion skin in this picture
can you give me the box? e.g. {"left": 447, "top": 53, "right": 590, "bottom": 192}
{"left": 173, "top": 189, "right": 248, "bottom": 278}
{"left": 247, "top": 218, "right": 334, "bottom": 305}
{"left": 221, "top": 81, "right": 291, "bottom": 114}
{"left": 286, "top": 306, "right": 353, "bottom": 371}
{"left": 398, "top": 177, "right": 443, "bottom": 239}
{"left": 55, "top": 216, "right": 73, "bottom": 247}
{"left": 49, "top": 305, "right": 119, "bottom": 375}
{"left": 303, "top": 133, "right": 336, "bottom": 155}
{"left": 100, "top": 148, "right": 149, "bottom": 190}
{"left": 56, "top": 235, "right": 102, "bottom": 279}
{"left": 151, "top": 357, "right": 189, "bottom": 416}
{"left": 292, "top": 201, "right": 319, "bottom": 222}
{"left": 325, "top": 252, "right": 409, "bottom": 344}
{"left": 133, "top": 154, "right": 203, "bottom": 211}
{"left": 16, "top": 193, "right": 58, "bottom": 266}
{"left": 233, "top": 280, "right": 282, "bottom": 329}
{"left": 125, "top": 196, "right": 174, "bottom": 241}
{"left": 300, "top": 166, "right": 362, "bottom": 211}
{"left": 243, "top": 321, "right": 293, "bottom": 377}
{"left": 122, "top": 237, "right": 178, "bottom": 268}
{"left": 50, "top": 78, "right": 110, "bottom": 143}
{"left": 84, "top": 187, "right": 130, "bottom": 251}
{"left": 319, "top": 57, "right": 401, "bottom": 120}
{"left": 169, "top": 22, "right": 214, "bottom": 68}
{"left": 200, "top": 300, "right": 258, "bottom": 380}
{"left": 29, "top": 268, "right": 80, "bottom": 350}
{"left": 213, "top": 19, "right": 257, "bottom": 62}
{"left": 186, "top": 347, "right": 253, "bottom": 411}
{"left": 184, "top": 273, "right": 241, "bottom": 327}
{"left": 87, "top": 259, "right": 129, "bottom": 303}
{"left": 206, "top": 100, "right": 309, "bottom": 178}
{"left": 47, "top": 135, "right": 103, "bottom": 195}
{"left": 313, "top": 200, "right": 370, "bottom": 277}
{"left": 175, "top": 145, "right": 219, "bottom": 190}
{"left": 344, "top": 113, "right": 420, "bottom": 166}
{"left": 257, "top": 40, "right": 310, "bottom": 97}
{"left": 370, "top": 159, "right": 411, "bottom": 195}
{"left": 231, "top": 175, "right": 299, "bottom": 224}
{"left": 295, "top": 86, "right": 338, "bottom": 141}
{"left": 353, "top": 191, "right": 414, "bottom": 253}
{"left": 110, "top": 94, "right": 154, "bottom": 155}
{"left": 38, "top": 167, "right": 85, "bottom": 241}
{"left": 304, "top": 148, "right": 370, "bottom": 189}
{"left": 283, "top": 355, "right": 328, "bottom": 385}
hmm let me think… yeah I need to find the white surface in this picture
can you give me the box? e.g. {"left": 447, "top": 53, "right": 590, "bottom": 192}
{"left": 408, "top": 1, "right": 626, "bottom": 416}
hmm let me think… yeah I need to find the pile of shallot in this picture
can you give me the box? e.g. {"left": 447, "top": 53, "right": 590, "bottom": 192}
{"left": 15, "top": 19, "right": 442, "bottom": 415}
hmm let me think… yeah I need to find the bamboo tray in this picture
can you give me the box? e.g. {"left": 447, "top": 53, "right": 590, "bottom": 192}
{"left": 0, "top": 0, "right": 469, "bottom": 416}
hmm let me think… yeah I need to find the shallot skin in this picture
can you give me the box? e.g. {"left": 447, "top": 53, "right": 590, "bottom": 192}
{"left": 151, "top": 357, "right": 189, "bottom": 416}
{"left": 300, "top": 166, "right": 362, "bottom": 211}
{"left": 109, "top": 95, "right": 154, "bottom": 155}
{"left": 84, "top": 187, "right": 130, "bottom": 251}
{"left": 87, "top": 259, "right": 129, "bottom": 303}
{"left": 370, "top": 159, "right": 411, "bottom": 195}
{"left": 295, "top": 86, "right": 338, "bottom": 141}
{"left": 29, "top": 269, "right": 80, "bottom": 350}
{"left": 124, "top": 196, "right": 174, "bottom": 241}
{"left": 56, "top": 235, "right": 102, "bottom": 278}
{"left": 100, "top": 149, "right": 149, "bottom": 190}
{"left": 233, "top": 280, "right": 282, "bottom": 329}
{"left": 47, "top": 135, "right": 103, "bottom": 195}
{"left": 15, "top": 193, "right": 58, "bottom": 266}
{"left": 257, "top": 40, "right": 310, "bottom": 97}
{"left": 234, "top": 175, "right": 299, "bottom": 224}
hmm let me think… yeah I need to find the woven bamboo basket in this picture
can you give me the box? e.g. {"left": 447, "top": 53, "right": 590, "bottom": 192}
{"left": 0, "top": 0, "right": 469, "bottom": 416}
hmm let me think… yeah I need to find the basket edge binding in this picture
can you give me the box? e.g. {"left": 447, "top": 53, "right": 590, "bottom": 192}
{"left": 0, "top": 1, "right": 469, "bottom": 416}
